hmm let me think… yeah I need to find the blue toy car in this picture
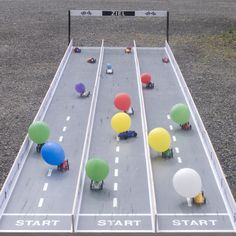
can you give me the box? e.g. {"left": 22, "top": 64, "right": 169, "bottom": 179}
{"left": 118, "top": 130, "right": 137, "bottom": 140}
{"left": 106, "top": 63, "right": 113, "bottom": 74}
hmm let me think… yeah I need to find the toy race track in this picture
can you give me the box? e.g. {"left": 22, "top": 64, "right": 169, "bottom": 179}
{"left": 0, "top": 10, "right": 235, "bottom": 236}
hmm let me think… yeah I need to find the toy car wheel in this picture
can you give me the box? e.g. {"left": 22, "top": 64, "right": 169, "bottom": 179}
{"left": 134, "top": 132, "right": 137, "bottom": 137}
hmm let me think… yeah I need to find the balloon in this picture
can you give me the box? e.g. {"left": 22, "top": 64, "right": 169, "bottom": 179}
{"left": 173, "top": 168, "right": 202, "bottom": 198}
{"left": 148, "top": 128, "right": 171, "bottom": 152}
{"left": 114, "top": 93, "right": 131, "bottom": 111}
{"left": 141, "top": 73, "right": 152, "bottom": 84}
{"left": 28, "top": 121, "right": 50, "bottom": 144}
{"left": 111, "top": 112, "right": 131, "bottom": 133}
{"left": 86, "top": 159, "right": 109, "bottom": 182}
{"left": 170, "top": 103, "right": 190, "bottom": 125}
{"left": 41, "top": 142, "right": 65, "bottom": 166}
{"left": 75, "top": 83, "right": 85, "bottom": 94}
{"left": 106, "top": 63, "right": 112, "bottom": 69}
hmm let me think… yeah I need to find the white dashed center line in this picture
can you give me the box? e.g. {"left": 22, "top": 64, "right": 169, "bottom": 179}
{"left": 167, "top": 115, "right": 170, "bottom": 120}
{"left": 114, "top": 169, "right": 119, "bottom": 177}
{"left": 177, "top": 157, "right": 182, "bottom": 163}
{"left": 38, "top": 198, "right": 44, "bottom": 208}
{"left": 169, "top": 125, "right": 173, "bottom": 130}
{"left": 66, "top": 116, "right": 70, "bottom": 121}
{"left": 114, "top": 183, "right": 118, "bottom": 191}
{"left": 59, "top": 136, "right": 63, "bottom": 142}
{"left": 172, "top": 136, "right": 176, "bottom": 142}
{"left": 116, "top": 136, "right": 120, "bottom": 141}
{"left": 175, "top": 147, "right": 180, "bottom": 153}
{"left": 113, "top": 198, "right": 118, "bottom": 207}
{"left": 115, "top": 157, "right": 119, "bottom": 164}
{"left": 47, "top": 169, "right": 52, "bottom": 177}
{"left": 116, "top": 146, "right": 120, "bottom": 152}
{"left": 43, "top": 183, "right": 48, "bottom": 191}
{"left": 62, "top": 126, "right": 67, "bottom": 132}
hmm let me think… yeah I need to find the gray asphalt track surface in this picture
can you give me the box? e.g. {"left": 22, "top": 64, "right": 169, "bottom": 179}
{"left": 0, "top": 0, "right": 235, "bottom": 201}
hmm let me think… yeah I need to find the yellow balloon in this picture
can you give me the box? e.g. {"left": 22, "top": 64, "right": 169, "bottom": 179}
{"left": 111, "top": 112, "right": 131, "bottom": 133}
{"left": 148, "top": 128, "right": 171, "bottom": 152}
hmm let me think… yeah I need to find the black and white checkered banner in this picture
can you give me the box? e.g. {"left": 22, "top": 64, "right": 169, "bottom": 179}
{"left": 70, "top": 10, "right": 167, "bottom": 17}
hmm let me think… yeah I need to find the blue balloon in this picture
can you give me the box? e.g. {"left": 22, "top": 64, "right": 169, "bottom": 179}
{"left": 41, "top": 142, "right": 65, "bottom": 166}
{"left": 106, "top": 63, "right": 112, "bottom": 69}
{"left": 75, "top": 83, "right": 85, "bottom": 94}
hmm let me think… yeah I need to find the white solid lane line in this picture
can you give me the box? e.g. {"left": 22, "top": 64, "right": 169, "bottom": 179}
{"left": 62, "top": 126, "right": 67, "bottom": 132}
{"left": 59, "top": 136, "right": 63, "bottom": 142}
{"left": 169, "top": 125, "right": 173, "bottom": 130}
{"left": 116, "top": 146, "right": 120, "bottom": 152}
{"left": 177, "top": 157, "right": 182, "bottom": 163}
{"left": 38, "top": 198, "right": 44, "bottom": 208}
{"left": 43, "top": 183, "right": 48, "bottom": 191}
{"left": 172, "top": 136, "right": 176, "bottom": 142}
{"left": 175, "top": 147, "right": 180, "bottom": 153}
{"left": 113, "top": 198, "right": 118, "bottom": 207}
{"left": 114, "top": 169, "right": 119, "bottom": 177}
{"left": 66, "top": 116, "right": 70, "bottom": 121}
{"left": 47, "top": 169, "right": 52, "bottom": 177}
{"left": 114, "top": 183, "right": 118, "bottom": 191}
{"left": 115, "top": 157, "right": 119, "bottom": 164}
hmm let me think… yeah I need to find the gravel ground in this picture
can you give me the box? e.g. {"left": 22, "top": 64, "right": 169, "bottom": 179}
{"left": 0, "top": 0, "right": 235, "bottom": 198}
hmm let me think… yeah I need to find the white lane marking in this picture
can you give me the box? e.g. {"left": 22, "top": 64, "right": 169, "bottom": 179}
{"left": 62, "top": 126, "right": 67, "bottom": 132}
{"left": 47, "top": 169, "right": 52, "bottom": 177}
{"left": 167, "top": 115, "right": 170, "bottom": 120}
{"left": 113, "top": 198, "right": 118, "bottom": 207}
{"left": 38, "top": 198, "right": 44, "bottom": 208}
{"left": 169, "top": 125, "right": 173, "bottom": 130}
{"left": 66, "top": 116, "right": 70, "bottom": 121}
{"left": 116, "top": 136, "right": 120, "bottom": 141}
{"left": 3, "top": 213, "right": 72, "bottom": 216}
{"left": 172, "top": 136, "right": 176, "bottom": 142}
{"left": 177, "top": 157, "right": 182, "bottom": 163}
{"left": 114, "top": 169, "right": 119, "bottom": 177}
{"left": 187, "top": 198, "right": 192, "bottom": 207}
{"left": 59, "top": 136, "right": 63, "bottom": 142}
{"left": 175, "top": 147, "right": 180, "bottom": 153}
{"left": 157, "top": 213, "right": 229, "bottom": 216}
{"left": 115, "top": 157, "right": 119, "bottom": 164}
{"left": 116, "top": 146, "right": 120, "bottom": 152}
{"left": 43, "top": 183, "right": 48, "bottom": 191}
{"left": 114, "top": 183, "right": 118, "bottom": 191}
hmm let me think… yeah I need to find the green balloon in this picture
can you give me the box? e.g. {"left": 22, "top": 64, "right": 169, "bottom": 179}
{"left": 86, "top": 159, "right": 109, "bottom": 182}
{"left": 170, "top": 103, "right": 190, "bottom": 125}
{"left": 28, "top": 121, "right": 50, "bottom": 144}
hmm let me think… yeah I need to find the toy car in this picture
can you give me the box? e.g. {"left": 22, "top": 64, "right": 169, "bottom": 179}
{"left": 87, "top": 57, "right": 96, "bottom": 63}
{"left": 125, "top": 107, "right": 134, "bottom": 115}
{"left": 118, "top": 130, "right": 137, "bottom": 140}
{"left": 145, "top": 82, "right": 154, "bottom": 89}
{"left": 74, "top": 47, "right": 81, "bottom": 53}
{"left": 125, "top": 47, "right": 132, "bottom": 53}
{"left": 57, "top": 160, "right": 69, "bottom": 172}
{"left": 36, "top": 143, "right": 44, "bottom": 153}
{"left": 106, "top": 63, "right": 113, "bottom": 74}
{"left": 90, "top": 180, "right": 104, "bottom": 190}
{"left": 180, "top": 122, "right": 192, "bottom": 130}
{"left": 80, "top": 90, "right": 90, "bottom": 97}
{"left": 162, "top": 56, "right": 169, "bottom": 63}
{"left": 192, "top": 191, "right": 206, "bottom": 205}
{"left": 162, "top": 148, "right": 173, "bottom": 159}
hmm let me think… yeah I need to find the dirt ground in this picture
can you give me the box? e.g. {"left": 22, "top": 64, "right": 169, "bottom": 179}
{"left": 0, "top": 0, "right": 235, "bottom": 198}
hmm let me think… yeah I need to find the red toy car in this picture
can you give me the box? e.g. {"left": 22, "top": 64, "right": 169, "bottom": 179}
{"left": 180, "top": 122, "right": 192, "bottom": 130}
{"left": 57, "top": 160, "right": 69, "bottom": 172}
{"left": 162, "top": 56, "right": 169, "bottom": 63}
{"left": 87, "top": 57, "right": 96, "bottom": 63}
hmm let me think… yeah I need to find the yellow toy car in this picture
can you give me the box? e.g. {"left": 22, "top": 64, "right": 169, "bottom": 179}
{"left": 192, "top": 191, "right": 206, "bottom": 205}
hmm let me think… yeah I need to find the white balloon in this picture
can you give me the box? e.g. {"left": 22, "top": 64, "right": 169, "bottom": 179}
{"left": 173, "top": 168, "right": 202, "bottom": 198}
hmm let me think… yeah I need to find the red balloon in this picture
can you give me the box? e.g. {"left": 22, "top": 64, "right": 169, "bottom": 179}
{"left": 114, "top": 93, "right": 131, "bottom": 111}
{"left": 141, "top": 73, "right": 152, "bottom": 84}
